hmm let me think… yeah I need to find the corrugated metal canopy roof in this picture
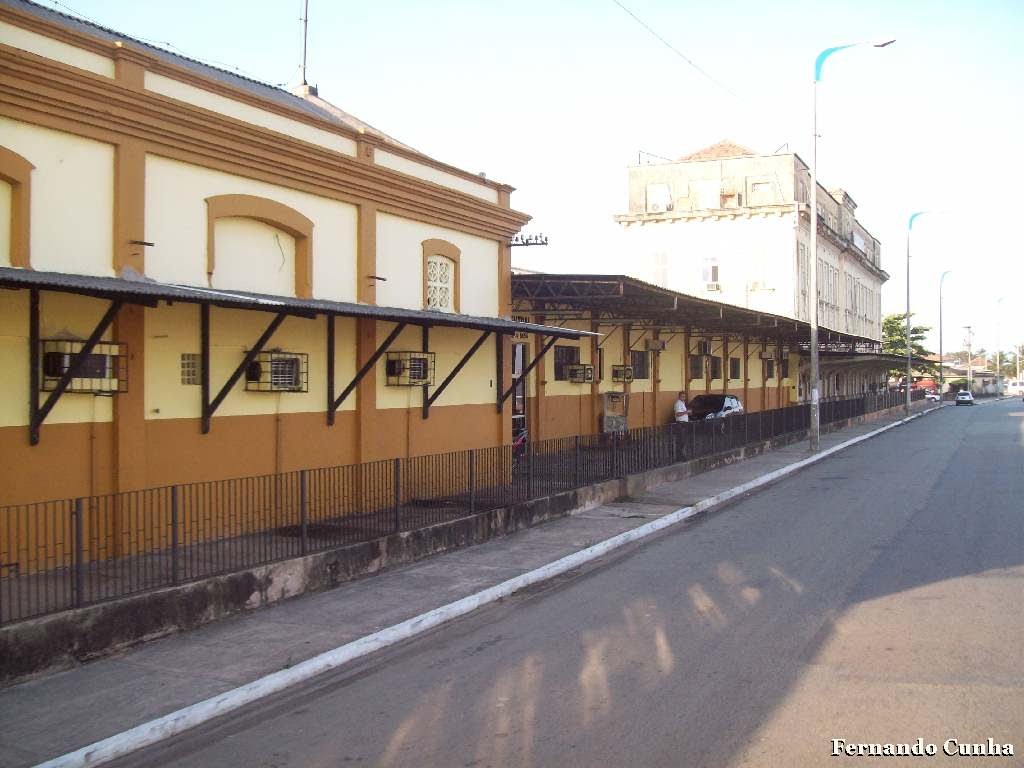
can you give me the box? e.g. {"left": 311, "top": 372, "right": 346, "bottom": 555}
{"left": 0, "top": 268, "right": 593, "bottom": 339}
{"left": 512, "top": 273, "right": 879, "bottom": 346}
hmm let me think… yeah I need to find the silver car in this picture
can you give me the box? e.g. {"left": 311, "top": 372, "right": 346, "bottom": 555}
{"left": 954, "top": 391, "right": 975, "bottom": 406}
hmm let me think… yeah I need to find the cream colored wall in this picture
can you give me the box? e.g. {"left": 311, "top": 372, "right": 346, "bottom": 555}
{"left": 628, "top": 329, "right": 653, "bottom": 394}
{"left": 623, "top": 213, "right": 798, "bottom": 319}
{"left": 212, "top": 217, "right": 296, "bottom": 297}
{"left": 144, "top": 303, "right": 358, "bottom": 420}
{"left": 597, "top": 326, "right": 625, "bottom": 395}
{"left": 1, "top": 117, "right": 114, "bottom": 276}
{"left": 375, "top": 212, "right": 499, "bottom": 316}
{"left": 0, "top": 180, "right": 10, "bottom": 267}
{"left": 143, "top": 72, "right": 356, "bottom": 157}
{"left": 374, "top": 150, "right": 498, "bottom": 204}
{"left": 0, "top": 291, "right": 115, "bottom": 427}
{"left": 373, "top": 322, "right": 497, "bottom": 409}
{"left": 144, "top": 155, "right": 358, "bottom": 301}
{"left": 0, "top": 20, "right": 115, "bottom": 77}
{"left": 660, "top": 334, "right": 684, "bottom": 393}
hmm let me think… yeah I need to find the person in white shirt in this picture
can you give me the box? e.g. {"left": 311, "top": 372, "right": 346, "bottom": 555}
{"left": 673, "top": 391, "right": 690, "bottom": 422}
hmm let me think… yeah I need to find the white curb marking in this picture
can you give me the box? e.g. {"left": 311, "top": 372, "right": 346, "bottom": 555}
{"left": 37, "top": 406, "right": 942, "bottom": 768}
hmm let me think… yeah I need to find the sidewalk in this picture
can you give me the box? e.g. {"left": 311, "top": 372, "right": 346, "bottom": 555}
{"left": 0, "top": 404, "right": 941, "bottom": 768}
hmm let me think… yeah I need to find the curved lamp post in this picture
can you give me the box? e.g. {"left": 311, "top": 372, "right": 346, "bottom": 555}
{"left": 996, "top": 296, "right": 1008, "bottom": 394}
{"left": 809, "top": 39, "right": 894, "bottom": 450}
{"left": 905, "top": 211, "right": 928, "bottom": 414}
{"left": 938, "top": 269, "right": 952, "bottom": 398}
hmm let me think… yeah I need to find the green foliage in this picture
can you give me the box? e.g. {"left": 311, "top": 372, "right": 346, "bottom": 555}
{"left": 882, "top": 312, "right": 936, "bottom": 376}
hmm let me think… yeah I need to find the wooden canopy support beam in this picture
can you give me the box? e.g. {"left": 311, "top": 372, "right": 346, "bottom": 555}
{"left": 499, "top": 334, "right": 557, "bottom": 408}
{"left": 202, "top": 309, "right": 288, "bottom": 433}
{"left": 329, "top": 321, "right": 407, "bottom": 423}
{"left": 423, "top": 330, "right": 491, "bottom": 418}
{"left": 29, "top": 295, "right": 123, "bottom": 445}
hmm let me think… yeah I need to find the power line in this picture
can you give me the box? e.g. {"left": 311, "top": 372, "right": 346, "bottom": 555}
{"left": 610, "top": 0, "right": 742, "bottom": 101}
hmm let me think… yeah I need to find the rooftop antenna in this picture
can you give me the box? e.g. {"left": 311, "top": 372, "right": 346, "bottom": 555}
{"left": 300, "top": 0, "right": 310, "bottom": 86}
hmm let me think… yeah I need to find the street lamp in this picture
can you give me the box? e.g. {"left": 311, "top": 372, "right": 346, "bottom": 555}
{"left": 905, "top": 211, "right": 928, "bottom": 415}
{"left": 809, "top": 39, "right": 895, "bottom": 451}
{"left": 995, "top": 296, "right": 1008, "bottom": 395}
{"left": 938, "top": 270, "right": 952, "bottom": 399}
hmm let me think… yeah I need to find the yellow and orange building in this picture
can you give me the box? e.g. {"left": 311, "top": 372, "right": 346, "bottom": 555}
{"left": 0, "top": 0, "right": 587, "bottom": 506}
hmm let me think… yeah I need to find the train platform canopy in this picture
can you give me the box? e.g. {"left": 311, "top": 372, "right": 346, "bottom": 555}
{"left": 512, "top": 272, "right": 881, "bottom": 349}
{"left": 0, "top": 267, "right": 593, "bottom": 340}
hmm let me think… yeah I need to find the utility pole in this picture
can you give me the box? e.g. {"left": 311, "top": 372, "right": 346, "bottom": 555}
{"left": 964, "top": 326, "right": 973, "bottom": 393}
{"left": 300, "top": 0, "right": 310, "bottom": 86}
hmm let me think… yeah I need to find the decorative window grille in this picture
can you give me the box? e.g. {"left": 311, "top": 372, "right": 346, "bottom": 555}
{"left": 554, "top": 345, "right": 581, "bottom": 381}
{"left": 729, "top": 357, "right": 741, "bottom": 381}
{"left": 40, "top": 339, "right": 127, "bottom": 394}
{"left": 709, "top": 355, "right": 722, "bottom": 380}
{"left": 385, "top": 352, "right": 436, "bottom": 386}
{"left": 181, "top": 353, "right": 201, "bottom": 385}
{"left": 688, "top": 354, "right": 704, "bottom": 380}
{"left": 630, "top": 350, "right": 650, "bottom": 380}
{"left": 425, "top": 254, "right": 455, "bottom": 312}
{"left": 244, "top": 351, "right": 308, "bottom": 392}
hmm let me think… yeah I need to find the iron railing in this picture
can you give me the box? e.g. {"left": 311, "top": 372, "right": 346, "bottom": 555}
{"left": 0, "top": 391, "right": 919, "bottom": 625}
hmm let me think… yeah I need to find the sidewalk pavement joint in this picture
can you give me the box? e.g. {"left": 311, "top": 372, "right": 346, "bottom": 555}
{"left": 11, "top": 405, "right": 944, "bottom": 768}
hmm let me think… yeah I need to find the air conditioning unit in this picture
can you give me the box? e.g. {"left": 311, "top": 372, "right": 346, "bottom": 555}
{"left": 696, "top": 340, "right": 712, "bottom": 356}
{"left": 645, "top": 339, "right": 667, "bottom": 352}
{"left": 245, "top": 351, "right": 309, "bottom": 392}
{"left": 385, "top": 351, "right": 436, "bottom": 386}
{"left": 611, "top": 365, "right": 634, "bottom": 383}
{"left": 567, "top": 364, "right": 595, "bottom": 384}
{"left": 759, "top": 350, "right": 776, "bottom": 360}
{"left": 706, "top": 282, "right": 721, "bottom": 292}
{"left": 41, "top": 339, "right": 128, "bottom": 394}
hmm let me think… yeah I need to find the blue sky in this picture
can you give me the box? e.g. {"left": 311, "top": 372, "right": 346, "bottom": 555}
{"left": 38, "top": 0, "right": 1024, "bottom": 356}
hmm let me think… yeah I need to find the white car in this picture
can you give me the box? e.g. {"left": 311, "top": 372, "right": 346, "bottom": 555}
{"left": 954, "top": 391, "right": 975, "bottom": 406}
{"left": 925, "top": 390, "right": 941, "bottom": 402}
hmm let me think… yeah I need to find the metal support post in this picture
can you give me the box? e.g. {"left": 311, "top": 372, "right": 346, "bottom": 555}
{"left": 170, "top": 486, "right": 180, "bottom": 585}
{"left": 468, "top": 450, "right": 476, "bottom": 514}
{"left": 300, "top": 469, "right": 309, "bottom": 555}
{"left": 393, "top": 458, "right": 402, "bottom": 533}
{"left": 574, "top": 435, "right": 581, "bottom": 487}
{"left": 73, "top": 497, "right": 84, "bottom": 608}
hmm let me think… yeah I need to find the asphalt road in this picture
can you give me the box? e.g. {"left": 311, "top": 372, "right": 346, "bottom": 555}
{"left": 122, "top": 400, "right": 1024, "bottom": 768}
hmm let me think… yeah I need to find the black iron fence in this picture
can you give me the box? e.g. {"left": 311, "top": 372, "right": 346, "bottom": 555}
{"left": 0, "top": 391, "right": 918, "bottom": 625}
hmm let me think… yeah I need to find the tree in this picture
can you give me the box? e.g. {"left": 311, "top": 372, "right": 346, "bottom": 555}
{"left": 882, "top": 312, "right": 936, "bottom": 378}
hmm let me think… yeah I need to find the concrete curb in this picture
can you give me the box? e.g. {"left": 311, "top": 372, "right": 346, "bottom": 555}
{"left": 38, "top": 405, "right": 943, "bottom": 768}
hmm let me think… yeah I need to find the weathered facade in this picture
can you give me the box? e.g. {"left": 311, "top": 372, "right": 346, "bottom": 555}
{"left": 614, "top": 140, "right": 888, "bottom": 341}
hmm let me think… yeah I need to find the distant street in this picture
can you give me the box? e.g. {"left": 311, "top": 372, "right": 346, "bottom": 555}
{"left": 122, "top": 401, "right": 1024, "bottom": 768}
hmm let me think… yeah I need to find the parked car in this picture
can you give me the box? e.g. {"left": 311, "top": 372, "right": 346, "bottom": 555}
{"left": 925, "top": 390, "right": 941, "bottom": 402}
{"left": 955, "top": 391, "right": 975, "bottom": 406}
{"left": 688, "top": 394, "right": 744, "bottom": 420}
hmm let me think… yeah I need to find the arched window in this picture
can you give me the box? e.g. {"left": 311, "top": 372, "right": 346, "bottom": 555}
{"left": 421, "top": 239, "right": 460, "bottom": 313}
{"left": 0, "top": 146, "right": 34, "bottom": 269}
{"left": 205, "top": 194, "right": 314, "bottom": 298}
{"left": 425, "top": 254, "right": 455, "bottom": 311}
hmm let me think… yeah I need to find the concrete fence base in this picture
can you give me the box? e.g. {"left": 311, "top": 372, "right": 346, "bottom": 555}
{"left": 0, "top": 404, "right": 910, "bottom": 686}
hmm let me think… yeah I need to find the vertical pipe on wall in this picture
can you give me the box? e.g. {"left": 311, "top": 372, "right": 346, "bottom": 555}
{"left": 28, "top": 288, "right": 39, "bottom": 445}
{"left": 326, "top": 314, "right": 335, "bottom": 425}
{"left": 200, "top": 303, "right": 211, "bottom": 434}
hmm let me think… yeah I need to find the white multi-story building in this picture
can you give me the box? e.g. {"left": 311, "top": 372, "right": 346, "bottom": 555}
{"left": 614, "top": 140, "right": 888, "bottom": 342}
